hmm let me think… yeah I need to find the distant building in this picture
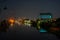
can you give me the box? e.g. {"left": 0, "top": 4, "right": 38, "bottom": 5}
{"left": 39, "top": 13, "right": 52, "bottom": 19}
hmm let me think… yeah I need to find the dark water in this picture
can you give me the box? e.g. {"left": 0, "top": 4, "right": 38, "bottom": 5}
{"left": 0, "top": 25, "right": 59, "bottom": 40}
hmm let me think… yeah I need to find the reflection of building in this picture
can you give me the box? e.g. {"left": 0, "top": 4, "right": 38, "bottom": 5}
{"left": 39, "top": 28, "right": 47, "bottom": 32}
{"left": 36, "top": 19, "right": 41, "bottom": 30}
{"left": 39, "top": 13, "right": 52, "bottom": 19}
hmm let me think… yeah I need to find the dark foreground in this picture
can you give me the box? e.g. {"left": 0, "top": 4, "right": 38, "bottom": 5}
{"left": 0, "top": 25, "right": 60, "bottom": 40}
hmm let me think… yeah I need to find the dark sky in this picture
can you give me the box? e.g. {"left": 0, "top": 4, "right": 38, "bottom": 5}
{"left": 0, "top": 0, "right": 60, "bottom": 19}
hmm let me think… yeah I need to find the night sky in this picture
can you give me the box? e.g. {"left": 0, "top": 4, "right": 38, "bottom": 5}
{"left": 0, "top": 0, "right": 60, "bottom": 19}
{"left": 0, "top": 0, "right": 60, "bottom": 40}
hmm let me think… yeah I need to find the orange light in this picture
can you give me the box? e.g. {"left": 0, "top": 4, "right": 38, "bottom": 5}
{"left": 8, "top": 18, "right": 15, "bottom": 24}
{"left": 8, "top": 18, "right": 15, "bottom": 27}
{"left": 9, "top": 19, "right": 14, "bottom": 23}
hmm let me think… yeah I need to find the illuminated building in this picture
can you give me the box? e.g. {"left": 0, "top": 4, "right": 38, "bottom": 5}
{"left": 24, "top": 19, "right": 31, "bottom": 27}
{"left": 39, "top": 13, "right": 52, "bottom": 19}
{"left": 38, "top": 13, "right": 53, "bottom": 32}
{"left": 15, "top": 18, "right": 24, "bottom": 25}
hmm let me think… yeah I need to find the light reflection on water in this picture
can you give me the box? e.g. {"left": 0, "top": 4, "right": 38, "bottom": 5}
{"left": 39, "top": 28, "right": 47, "bottom": 32}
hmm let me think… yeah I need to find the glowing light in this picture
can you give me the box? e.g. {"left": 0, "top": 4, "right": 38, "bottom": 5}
{"left": 10, "top": 23, "right": 14, "bottom": 27}
{"left": 39, "top": 28, "right": 47, "bottom": 32}
{"left": 24, "top": 20, "right": 31, "bottom": 26}
{"left": 15, "top": 18, "right": 24, "bottom": 25}
{"left": 37, "top": 21, "right": 41, "bottom": 29}
{"left": 8, "top": 18, "right": 15, "bottom": 24}
{"left": 8, "top": 18, "right": 15, "bottom": 26}
{"left": 15, "top": 20, "right": 22, "bottom": 26}
{"left": 10, "top": 19, "right": 14, "bottom": 23}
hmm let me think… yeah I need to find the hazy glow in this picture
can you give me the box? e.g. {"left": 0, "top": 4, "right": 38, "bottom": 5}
{"left": 15, "top": 20, "right": 22, "bottom": 26}
{"left": 8, "top": 18, "right": 15, "bottom": 23}
{"left": 39, "top": 28, "right": 47, "bottom": 32}
{"left": 8, "top": 18, "right": 15, "bottom": 27}
{"left": 10, "top": 23, "right": 14, "bottom": 27}
{"left": 15, "top": 18, "right": 24, "bottom": 26}
{"left": 40, "top": 15, "right": 52, "bottom": 19}
{"left": 24, "top": 20, "right": 31, "bottom": 26}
